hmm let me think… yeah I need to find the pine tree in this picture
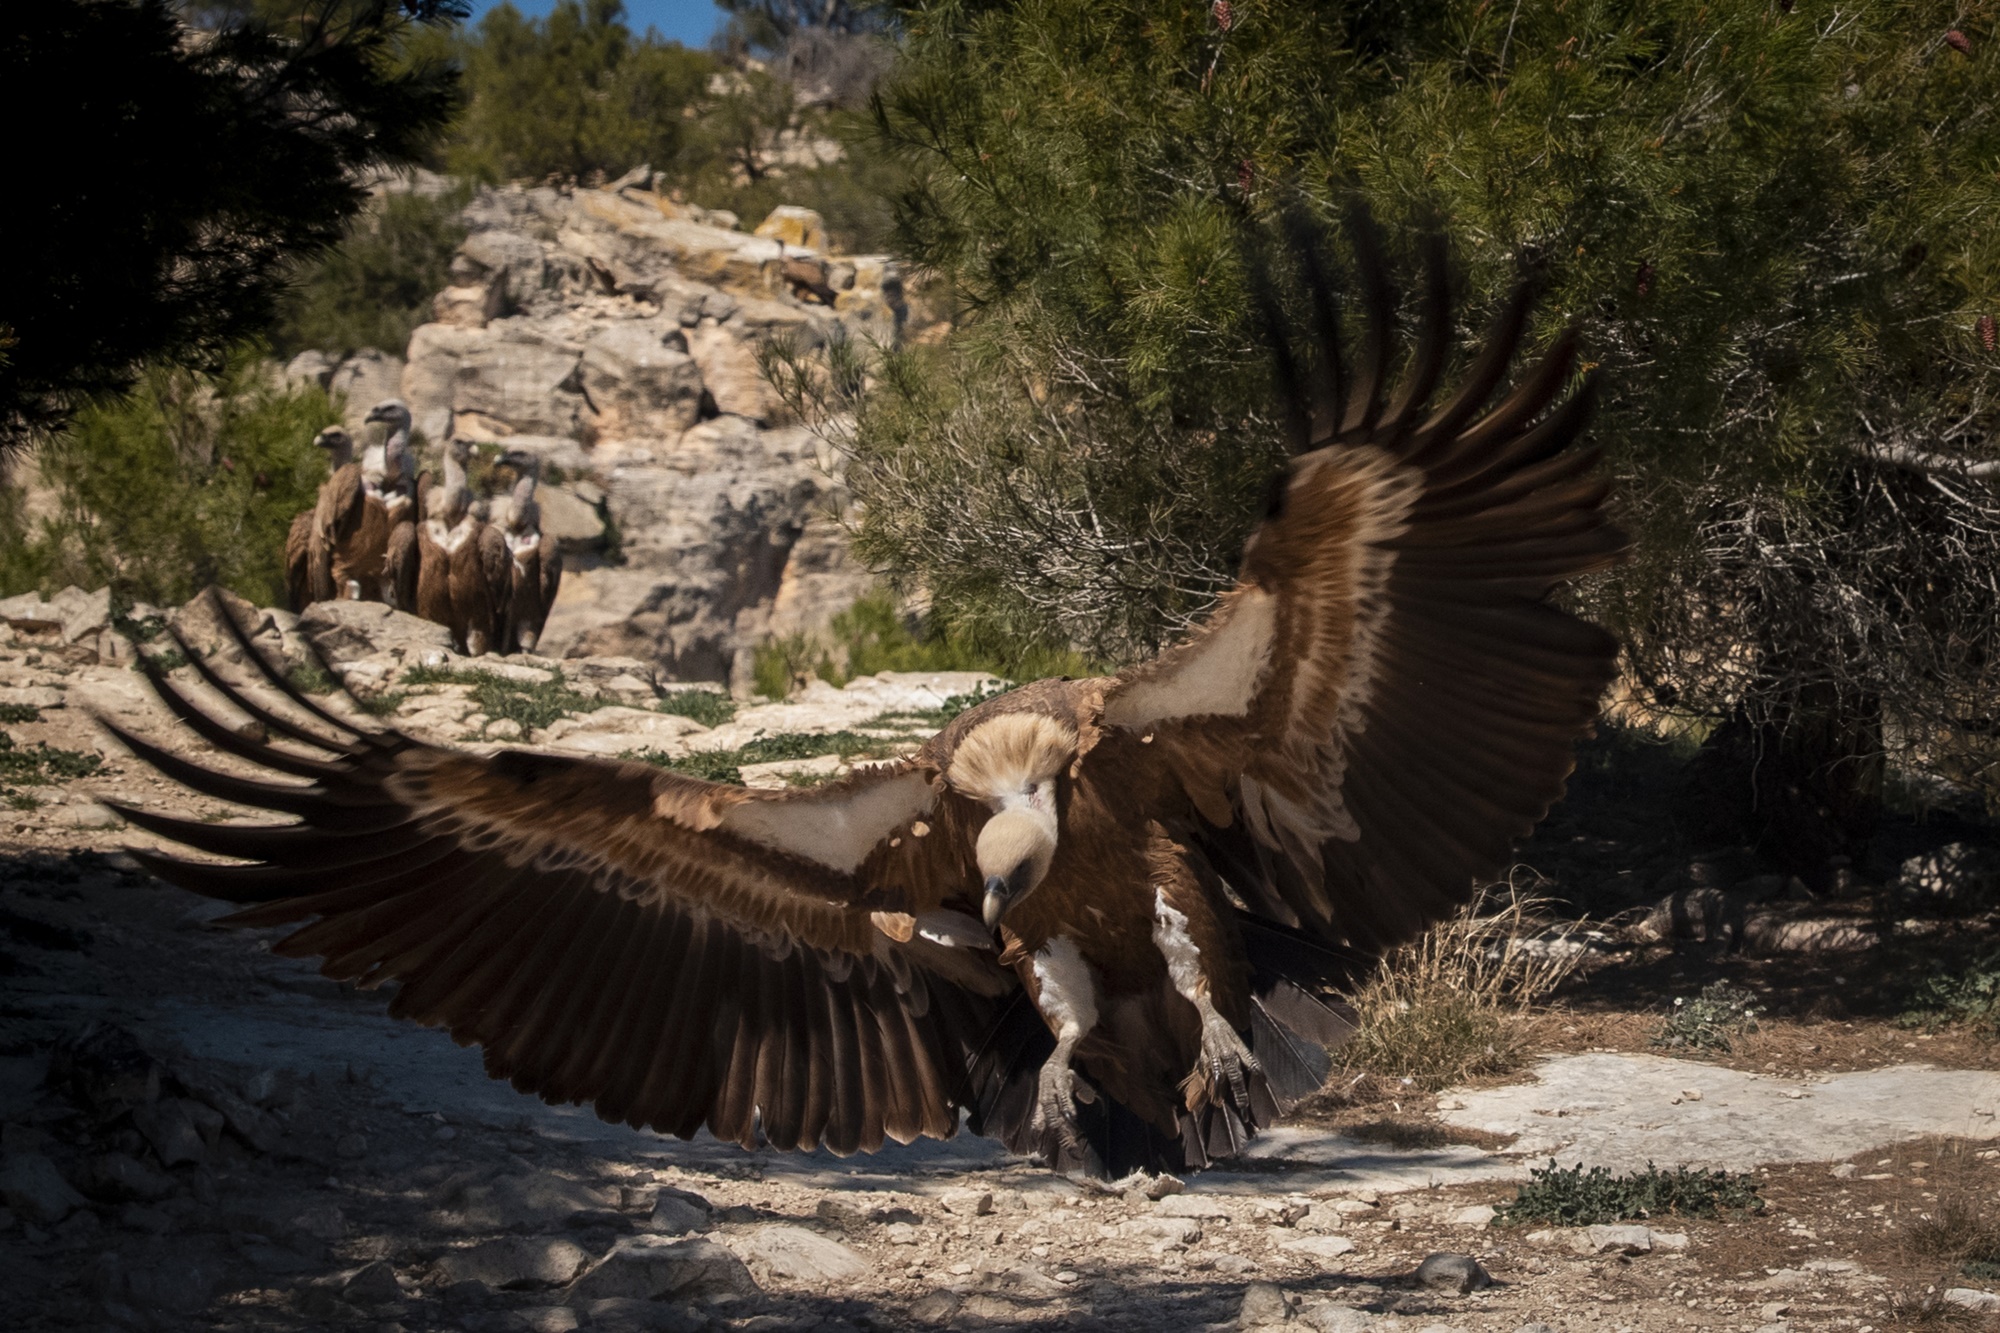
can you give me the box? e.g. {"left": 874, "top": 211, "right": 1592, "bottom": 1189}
{"left": 838, "top": 0, "right": 2000, "bottom": 871}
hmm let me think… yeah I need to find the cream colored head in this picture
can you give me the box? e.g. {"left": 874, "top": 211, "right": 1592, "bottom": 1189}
{"left": 950, "top": 712, "right": 1076, "bottom": 928}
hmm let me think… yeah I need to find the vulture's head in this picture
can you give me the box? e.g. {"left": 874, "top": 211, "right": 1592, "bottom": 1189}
{"left": 947, "top": 712, "right": 1077, "bottom": 929}
{"left": 364, "top": 399, "right": 413, "bottom": 433}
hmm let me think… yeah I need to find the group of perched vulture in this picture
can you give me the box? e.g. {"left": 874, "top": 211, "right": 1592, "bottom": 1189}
{"left": 284, "top": 400, "right": 562, "bottom": 655}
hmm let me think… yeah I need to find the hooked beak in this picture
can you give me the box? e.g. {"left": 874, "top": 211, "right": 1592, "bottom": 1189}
{"left": 982, "top": 875, "right": 1010, "bottom": 930}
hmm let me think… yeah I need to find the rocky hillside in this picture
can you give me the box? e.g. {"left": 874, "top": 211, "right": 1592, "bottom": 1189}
{"left": 289, "top": 174, "right": 922, "bottom": 691}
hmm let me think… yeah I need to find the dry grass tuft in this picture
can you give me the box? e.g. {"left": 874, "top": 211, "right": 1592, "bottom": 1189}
{"left": 1341, "top": 878, "right": 1592, "bottom": 1091}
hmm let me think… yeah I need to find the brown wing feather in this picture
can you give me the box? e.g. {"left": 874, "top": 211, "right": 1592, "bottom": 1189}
{"left": 1102, "top": 212, "right": 1623, "bottom": 957}
{"left": 108, "top": 628, "right": 1015, "bottom": 1154}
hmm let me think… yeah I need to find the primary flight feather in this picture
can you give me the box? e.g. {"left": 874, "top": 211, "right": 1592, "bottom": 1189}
{"left": 107, "top": 215, "right": 1623, "bottom": 1177}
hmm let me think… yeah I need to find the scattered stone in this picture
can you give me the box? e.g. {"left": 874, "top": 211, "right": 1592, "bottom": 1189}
{"left": 524, "top": 1309, "right": 582, "bottom": 1333}
{"left": 1278, "top": 1235, "right": 1355, "bottom": 1262}
{"left": 883, "top": 1222, "right": 919, "bottom": 1245}
{"left": 340, "top": 1260, "right": 404, "bottom": 1305}
{"left": 1158, "top": 1194, "right": 1233, "bottom": 1220}
{"left": 437, "top": 1236, "right": 590, "bottom": 1289}
{"left": 1239, "top": 1280, "right": 1295, "bottom": 1326}
{"left": 909, "top": 1290, "right": 961, "bottom": 1324}
{"left": 1944, "top": 1289, "right": 2000, "bottom": 1313}
{"left": 1515, "top": 1325, "right": 1557, "bottom": 1333}
{"left": 1829, "top": 1162, "right": 1857, "bottom": 1179}
{"left": 437, "top": 1171, "right": 615, "bottom": 1231}
{"left": 1298, "top": 1304, "right": 1377, "bottom": 1333}
{"left": 646, "top": 1188, "right": 713, "bottom": 1235}
{"left": 735, "top": 1224, "right": 868, "bottom": 1283}
{"left": 0, "top": 1150, "right": 87, "bottom": 1224}
{"left": 939, "top": 1188, "right": 993, "bottom": 1216}
{"left": 1582, "top": 1224, "right": 1655, "bottom": 1255}
{"left": 78, "top": 1151, "right": 177, "bottom": 1202}
{"left": 1446, "top": 1204, "right": 1496, "bottom": 1227}
{"left": 580, "top": 1296, "right": 708, "bottom": 1333}
{"left": 566, "top": 1236, "right": 756, "bottom": 1302}
{"left": 1121, "top": 1215, "right": 1203, "bottom": 1246}
{"left": 1413, "top": 1253, "right": 1490, "bottom": 1295}
{"left": 1651, "top": 1231, "right": 1690, "bottom": 1252}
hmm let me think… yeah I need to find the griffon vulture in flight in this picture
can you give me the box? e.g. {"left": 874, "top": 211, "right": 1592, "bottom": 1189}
{"left": 105, "top": 219, "right": 1622, "bottom": 1176}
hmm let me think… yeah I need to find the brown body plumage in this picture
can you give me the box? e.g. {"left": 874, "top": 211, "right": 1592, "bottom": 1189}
{"left": 285, "top": 428, "right": 361, "bottom": 612}
{"left": 497, "top": 454, "right": 563, "bottom": 653}
{"left": 102, "top": 214, "right": 1624, "bottom": 1177}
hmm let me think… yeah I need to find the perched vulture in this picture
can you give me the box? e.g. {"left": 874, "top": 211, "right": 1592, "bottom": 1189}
{"left": 361, "top": 400, "right": 421, "bottom": 609}
{"left": 284, "top": 427, "right": 360, "bottom": 612}
{"left": 106, "top": 218, "right": 1623, "bottom": 1177}
{"left": 415, "top": 438, "right": 472, "bottom": 643}
{"left": 497, "top": 453, "right": 564, "bottom": 654}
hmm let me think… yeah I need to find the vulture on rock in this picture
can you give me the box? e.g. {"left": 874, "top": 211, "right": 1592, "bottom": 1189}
{"left": 415, "top": 437, "right": 474, "bottom": 645}
{"left": 104, "top": 216, "right": 1624, "bottom": 1177}
{"left": 284, "top": 426, "right": 361, "bottom": 612}
{"left": 364, "top": 400, "right": 421, "bottom": 612}
{"left": 497, "top": 452, "right": 563, "bottom": 654}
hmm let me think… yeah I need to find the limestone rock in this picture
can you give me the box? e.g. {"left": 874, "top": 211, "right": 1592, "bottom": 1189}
{"left": 435, "top": 1172, "right": 615, "bottom": 1232}
{"left": 1278, "top": 1235, "right": 1354, "bottom": 1262}
{"left": 753, "top": 205, "right": 828, "bottom": 253}
{"left": 684, "top": 320, "right": 779, "bottom": 422}
{"left": 0, "top": 1151, "right": 88, "bottom": 1224}
{"left": 299, "top": 600, "right": 454, "bottom": 668}
{"left": 538, "top": 707, "right": 706, "bottom": 757}
{"left": 436, "top": 1236, "right": 590, "bottom": 1289}
{"left": 285, "top": 349, "right": 338, "bottom": 391}
{"left": 1945, "top": 1288, "right": 2000, "bottom": 1313}
{"left": 1581, "top": 1224, "right": 1654, "bottom": 1255}
{"left": 1413, "top": 1253, "right": 1491, "bottom": 1294}
{"left": 1239, "top": 1280, "right": 1295, "bottom": 1327}
{"left": 567, "top": 1235, "right": 757, "bottom": 1301}
{"left": 646, "top": 1189, "right": 712, "bottom": 1236}
{"left": 581, "top": 321, "right": 704, "bottom": 438}
{"left": 1298, "top": 1306, "right": 1376, "bottom": 1333}
{"left": 735, "top": 1223, "right": 868, "bottom": 1283}
{"left": 435, "top": 280, "right": 506, "bottom": 328}
{"left": 330, "top": 349, "right": 406, "bottom": 432}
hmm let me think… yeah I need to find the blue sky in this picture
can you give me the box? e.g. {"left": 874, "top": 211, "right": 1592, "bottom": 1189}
{"left": 464, "top": 0, "right": 727, "bottom": 49}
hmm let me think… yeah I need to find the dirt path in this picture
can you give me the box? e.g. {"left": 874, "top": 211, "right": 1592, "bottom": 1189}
{"left": 3, "top": 605, "right": 2000, "bottom": 1330}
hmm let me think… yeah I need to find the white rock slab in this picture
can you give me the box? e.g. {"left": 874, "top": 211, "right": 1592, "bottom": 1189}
{"left": 691, "top": 671, "right": 1002, "bottom": 752}
{"left": 1439, "top": 1052, "right": 2000, "bottom": 1173}
{"left": 539, "top": 707, "right": 708, "bottom": 757}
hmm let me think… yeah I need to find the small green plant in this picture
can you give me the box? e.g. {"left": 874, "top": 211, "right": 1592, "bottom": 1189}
{"left": 137, "top": 648, "right": 189, "bottom": 674}
{"left": 1898, "top": 945, "right": 2000, "bottom": 1036}
{"left": 286, "top": 661, "right": 340, "bottom": 696}
{"left": 0, "top": 704, "right": 40, "bottom": 724}
{"left": 1654, "top": 981, "right": 1764, "bottom": 1053}
{"left": 749, "top": 589, "right": 1089, "bottom": 701}
{"left": 355, "top": 690, "right": 407, "bottom": 718}
{"left": 656, "top": 690, "right": 737, "bottom": 728}
{"left": 1493, "top": 1160, "right": 1764, "bottom": 1227}
{"left": 865, "top": 682, "right": 1013, "bottom": 731}
{"left": 0, "top": 730, "right": 104, "bottom": 806}
{"left": 401, "top": 664, "right": 606, "bottom": 737}
{"left": 624, "top": 730, "right": 905, "bottom": 787}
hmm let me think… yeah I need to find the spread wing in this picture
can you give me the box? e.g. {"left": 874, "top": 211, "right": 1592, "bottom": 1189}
{"left": 1101, "top": 212, "right": 1625, "bottom": 957}
{"left": 104, "top": 602, "right": 1016, "bottom": 1156}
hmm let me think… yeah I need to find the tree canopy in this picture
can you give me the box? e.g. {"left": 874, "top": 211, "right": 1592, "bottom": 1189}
{"left": 0, "top": 0, "right": 463, "bottom": 449}
{"left": 831, "top": 0, "right": 2000, "bottom": 853}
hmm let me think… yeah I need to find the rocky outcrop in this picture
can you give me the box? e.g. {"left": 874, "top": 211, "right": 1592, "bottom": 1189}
{"left": 386, "top": 182, "right": 909, "bottom": 688}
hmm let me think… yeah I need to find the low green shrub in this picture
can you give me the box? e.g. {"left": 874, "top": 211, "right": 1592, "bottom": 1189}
{"left": 1653, "top": 981, "right": 1763, "bottom": 1054}
{"left": 1898, "top": 945, "right": 2000, "bottom": 1035}
{"left": 1494, "top": 1160, "right": 1763, "bottom": 1227}
{"left": 0, "top": 731, "right": 103, "bottom": 808}
{"left": 656, "top": 690, "right": 738, "bottom": 728}
{"left": 0, "top": 704, "right": 40, "bottom": 724}
{"left": 625, "top": 730, "right": 903, "bottom": 786}
{"left": 401, "top": 664, "right": 605, "bottom": 737}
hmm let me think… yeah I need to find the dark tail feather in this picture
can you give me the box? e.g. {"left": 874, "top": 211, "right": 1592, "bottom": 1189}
{"left": 1250, "top": 993, "right": 1334, "bottom": 1110}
